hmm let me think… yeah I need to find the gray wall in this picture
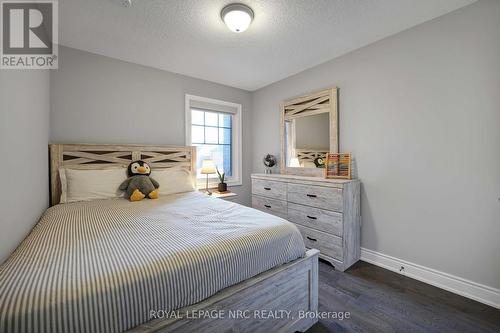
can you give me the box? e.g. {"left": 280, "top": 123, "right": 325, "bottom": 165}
{"left": 51, "top": 46, "right": 253, "bottom": 205}
{"left": 0, "top": 70, "right": 50, "bottom": 263}
{"left": 252, "top": 0, "right": 500, "bottom": 289}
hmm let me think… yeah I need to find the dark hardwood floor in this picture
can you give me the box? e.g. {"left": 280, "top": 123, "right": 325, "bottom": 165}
{"left": 306, "top": 260, "right": 500, "bottom": 333}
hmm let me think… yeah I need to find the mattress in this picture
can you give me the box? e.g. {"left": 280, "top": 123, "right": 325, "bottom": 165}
{"left": 0, "top": 192, "right": 305, "bottom": 333}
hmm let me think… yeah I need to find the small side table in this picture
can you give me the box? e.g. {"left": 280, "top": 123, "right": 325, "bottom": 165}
{"left": 211, "top": 191, "right": 238, "bottom": 201}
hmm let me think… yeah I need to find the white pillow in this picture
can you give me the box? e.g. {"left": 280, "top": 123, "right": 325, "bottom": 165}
{"left": 151, "top": 168, "right": 195, "bottom": 195}
{"left": 59, "top": 168, "right": 127, "bottom": 203}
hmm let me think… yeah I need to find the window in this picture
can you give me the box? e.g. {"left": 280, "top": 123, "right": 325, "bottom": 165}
{"left": 191, "top": 109, "right": 232, "bottom": 177}
{"left": 185, "top": 94, "right": 242, "bottom": 187}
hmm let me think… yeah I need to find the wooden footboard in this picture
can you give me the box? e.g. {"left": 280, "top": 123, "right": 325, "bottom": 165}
{"left": 129, "top": 249, "right": 319, "bottom": 333}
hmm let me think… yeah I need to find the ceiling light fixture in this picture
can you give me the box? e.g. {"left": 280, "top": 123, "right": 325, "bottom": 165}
{"left": 121, "top": 0, "right": 132, "bottom": 7}
{"left": 221, "top": 3, "right": 254, "bottom": 33}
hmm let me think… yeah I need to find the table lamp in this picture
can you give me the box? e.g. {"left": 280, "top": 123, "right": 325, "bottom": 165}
{"left": 200, "top": 159, "right": 216, "bottom": 195}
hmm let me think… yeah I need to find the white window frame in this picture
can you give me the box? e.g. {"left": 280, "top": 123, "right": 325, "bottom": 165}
{"left": 185, "top": 94, "right": 242, "bottom": 188}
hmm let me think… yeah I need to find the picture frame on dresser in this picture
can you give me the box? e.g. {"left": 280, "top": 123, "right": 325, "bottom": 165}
{"left": 325, "top": 153, "right": 352, "bottom": 179}
{"left": 251, "top": 173, "right": 361, "bottom": 271}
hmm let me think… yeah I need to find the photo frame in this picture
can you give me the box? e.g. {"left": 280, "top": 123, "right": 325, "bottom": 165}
{"left": 325, "top": 153, "right": 351, "bottom": 179}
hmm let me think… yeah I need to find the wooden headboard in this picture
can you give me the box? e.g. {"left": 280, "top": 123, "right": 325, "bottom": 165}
{"left": 49, "top": 143, "right": 197, "bottom": 206}
{"left": 295, "top": 149, "right": 329, "bottom": 164}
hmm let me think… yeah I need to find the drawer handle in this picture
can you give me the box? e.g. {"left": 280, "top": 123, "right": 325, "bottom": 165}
{"left": 263, "top": 187, "right": 271, "bottom": 191}
{"left": 264, "top": 204, "right": 271, "bottom": 208}
{"left": 306, "top": 215, "right": 317, "bottom": 220}
{"left": 306, "top": 194, "right": 317, "bottom": 198}
{"left": 306, "top": 236, "right": 317, "bottom": 242}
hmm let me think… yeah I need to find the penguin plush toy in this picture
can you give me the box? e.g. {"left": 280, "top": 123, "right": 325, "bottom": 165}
{"left": 119, "top": 161, "right": 160, "bottom": 201}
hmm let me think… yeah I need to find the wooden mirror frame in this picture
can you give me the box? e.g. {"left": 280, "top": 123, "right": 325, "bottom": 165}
{"left": 280, "top": 87, "right": 338, "bottom": 177}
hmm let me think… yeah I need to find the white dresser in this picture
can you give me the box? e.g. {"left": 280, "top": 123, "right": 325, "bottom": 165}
{"left": 251, "top": 173, "right": 361, "bottom": 271}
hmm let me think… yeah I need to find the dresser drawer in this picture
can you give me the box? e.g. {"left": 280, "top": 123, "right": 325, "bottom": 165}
{"left": 295, "top": 225, "right": 343, "bottom": 261}
{"left": 287, "top": 203, "right": 343, "bottom": 237}
{"left": 252, "top": 179, "right": 287, "bottom": 200}
{"left": 252, "top": 195, "right": 287, "bottom": 219}
{"left": 287, "top": 183, "right": 343, "bottom": 212}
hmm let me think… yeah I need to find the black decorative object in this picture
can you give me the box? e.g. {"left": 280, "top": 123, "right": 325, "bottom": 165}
{"left": 263, "top": 154, "right": 277, "bottom": 174}
{"left": 314, "top": 157, "right": 325, "bottom": 168}
{"left": 216, "top": 167, "right": 228, "bottom": 192}
{"left": 218, "top": 183, "right": 228, "bottom": 192}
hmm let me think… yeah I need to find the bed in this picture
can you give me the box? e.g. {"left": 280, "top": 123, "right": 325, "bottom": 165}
{"left": 0, "top": 144, "right": 319, "bottom": 333}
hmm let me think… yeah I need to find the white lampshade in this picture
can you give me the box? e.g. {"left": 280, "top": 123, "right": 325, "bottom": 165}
{"left": 200, "top": 159, "right": 216, "bottom": 174}
{"left": 221, "top": 4, "right": 254, "bottom": 33}
{"left": 289, "top": 157, "right": 300, "bottom": 168}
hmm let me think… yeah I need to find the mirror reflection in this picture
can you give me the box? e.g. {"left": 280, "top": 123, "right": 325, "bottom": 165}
{"left": 285, "top": 113, "right": 329, "bottom": 168}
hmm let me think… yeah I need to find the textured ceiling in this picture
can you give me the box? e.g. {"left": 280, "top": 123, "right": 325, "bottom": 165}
{"left": 59, "top": 0, "right": 476, "bottom": 91}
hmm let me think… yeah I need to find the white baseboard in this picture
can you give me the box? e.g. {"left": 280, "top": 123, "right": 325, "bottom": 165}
{"left": 360, "top": 247, "right": 500, "bottom": 309}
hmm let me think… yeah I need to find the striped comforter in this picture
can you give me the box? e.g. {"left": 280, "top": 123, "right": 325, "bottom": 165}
{"left": 0, "top": 192, "right": 305, "bottom": 333}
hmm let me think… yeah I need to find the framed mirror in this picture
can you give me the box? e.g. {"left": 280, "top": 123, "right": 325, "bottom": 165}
{"left": 280, "top": 87, "right": 338, "bottom": 177}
